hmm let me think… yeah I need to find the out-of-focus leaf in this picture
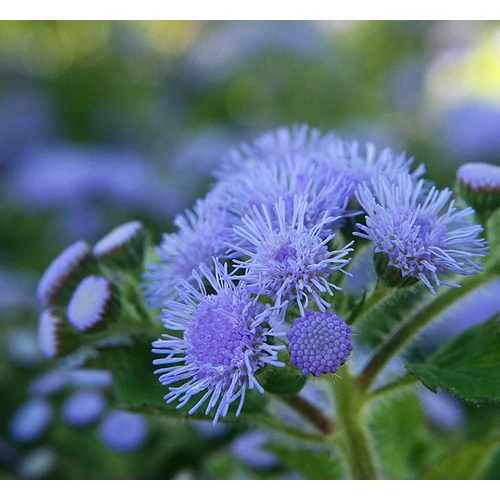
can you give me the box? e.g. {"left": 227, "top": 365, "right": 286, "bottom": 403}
{"left": 353, "top": 282, "right": 430, "bottom": 345}
{"left": 407, "top": 318, "right": 500, "bottom": 402}
{"left": 368, "top": 388, "right": 444, "bottom": 479}
{"left": 268, "top": 441, "right": 346, "bottom": 480}
{"left": 420, "top": 438, "right": 500, "bottom": 480}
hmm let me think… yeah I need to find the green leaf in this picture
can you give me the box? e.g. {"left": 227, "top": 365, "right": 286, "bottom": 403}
{"left": 407, "top": 318, "right": 500, "bottom": 402}
{"left": 368, "top": 388, "right": 444, "bottom": 479}
{"left": 261, "top": 364, "right": 307, "bottom": 396}
{"left": 268, "top": 441, "right": 346, "bottom": 480}
{"left": 87, "top": 336, "right": 268, "bottom": 423}
{"left": 420, "top": 438, "right": 500, "bottom": 480}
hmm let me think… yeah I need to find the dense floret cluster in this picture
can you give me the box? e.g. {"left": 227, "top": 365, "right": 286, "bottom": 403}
{"left": 146, "top": 124, "right": 488, "bottom": 422}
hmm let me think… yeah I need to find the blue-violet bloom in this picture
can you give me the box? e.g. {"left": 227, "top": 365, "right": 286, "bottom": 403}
{"left": 229, "top": 196, "right": 354, "bottom": 318}
{"left": 152, "top": 260, "right": 285, "bottom": 423}
{"left": 354, "top": 174, "right": 488, "bottom": 293}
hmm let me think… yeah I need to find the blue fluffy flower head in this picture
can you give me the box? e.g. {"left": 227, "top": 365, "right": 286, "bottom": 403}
{"left": 354, "top": 174, "right": 488, "bottom": 293}
{"left": 152, "top": 260, "right": 285, "bottom": 423}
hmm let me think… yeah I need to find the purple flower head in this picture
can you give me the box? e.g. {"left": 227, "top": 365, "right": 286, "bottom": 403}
{"left": 229, "top": 196, "right": 354, "bottom": 319}
{"left": 325, "top": 140, "right": 426, "bottom": 198}
{"left": 221, "top": 154, "right": 351, "bottom": 231}
{"left": 152, "top": 260, "right": 285, "bottom": 423}
{"left": 220, "top": 124, "right": 340, "bottom": 174}
{"left": 287, "top": 310, "right": 354, "bottom": 377}
{"left": 354, "top": 174, "right": 488, "bottom": 294}
{"left": 143, "top": 190, "right": 235, "bottom": 308}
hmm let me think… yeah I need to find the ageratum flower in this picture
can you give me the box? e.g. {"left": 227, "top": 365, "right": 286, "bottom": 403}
{"left": 324, "top": 140, "right": 426, "bottom": 198}
{"left": 229, "top": 196, "right": 354, "bottom": 318}
{"left": 143, "top": 190, "right": 235, "bottom": 308}
{"left": 219, "top": 123, "right": 340, "bottom": 174}
{"left": 287, "top": 310, "right": 353, "bottom": 376}
{"left": 221, "top": 154, "right": 351, "bottom": 231}
{"left": 354, "top": 174, "right": 488, "bottom": 293}
{"left": 152, "top": 260, "right": 285, "bottom": 423}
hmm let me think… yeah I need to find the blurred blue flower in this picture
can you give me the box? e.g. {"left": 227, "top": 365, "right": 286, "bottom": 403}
{"left": 354, "top": 174, "right": 488, "bottom": 293}
{"left": 9, "top": 398, "right": 53, "bottom": 444}
{"left": 16, "top": 446, "right": 57, "bottom": 479}
{"left": 231, "top": 430, "right": 279, "bottom": 470}
{"left": 152, "top": 260, "right": 285, "bottom": 423}
{"left": 444, "top": 102, "right": 500, "bottom": 160}
{"left": 143, "top": 190, "right": 236, "bottom": 307}
{"left": 185, "top": 21, "right": 327, "bottom": 86}
{"left": 61, "top": 390, "right": 107, "bottom": 428}
{"left": 99, "top": 410, "right": 148, "bottom": 453}
{"left": 5, "top": 144, "right": 188, "bottom": 240}
{"left": 419, "top": 279, "right": 500, "bottom": 346}
{"left": 418, "top": 388, "right": 466, "bottom": 431}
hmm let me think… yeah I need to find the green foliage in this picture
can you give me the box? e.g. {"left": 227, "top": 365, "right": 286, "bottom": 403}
{"left": 367, "top": 388, "right": 447, "bottom": 479}
{"left": 261, "top": 363, "right": 307, "bottom": 396}
{"left": 420, "top": 438, "right": 500, "bottom": 480}
{"left": 408, "top": 318, "right": 500, "bottom": 403}
{"left": 354, "top": 282, "right": 429, "bottom": 345}
{"left": 88, "top": 337, "right": 269, "bottom": 424}
{"left": 268, "top": 441, "right": 346, "bottom": 480}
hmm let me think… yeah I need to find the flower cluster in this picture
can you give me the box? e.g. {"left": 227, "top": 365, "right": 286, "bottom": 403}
{"left": 148, "top": 124, "right": 488, "bottom": 423}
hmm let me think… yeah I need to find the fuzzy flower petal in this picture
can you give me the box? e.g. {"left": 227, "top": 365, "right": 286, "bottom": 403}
{"left": 152, "top": 260, "right": 285, "bottom": 423}
{"left": 229, "top": 196, "right": 354, "bottom": 318}
{"left": 143, "top": 190, "right": 235, "bottom": 307}
{"left": 219, "top": 123, "right": 340, "bottom": 174}
{"left": 354, "top": 174, "right": 488, "bottom": 293}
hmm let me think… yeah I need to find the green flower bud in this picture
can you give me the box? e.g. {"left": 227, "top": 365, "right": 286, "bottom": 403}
{"left": 457, "top": 162, "right": 500, "bottom": 217}
{"left": 93, "top": 221, "right": 149, "bottom": 270}
{"left": 37, "top": 309, "right": 82, "bottom": 359}
{"left": 37, "top": 241, "right": 100, "bottom": 309}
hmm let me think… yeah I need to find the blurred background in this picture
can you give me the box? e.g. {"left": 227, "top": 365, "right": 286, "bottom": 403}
{"left": 2, "top": 20, "right": 500, "bottom": 480}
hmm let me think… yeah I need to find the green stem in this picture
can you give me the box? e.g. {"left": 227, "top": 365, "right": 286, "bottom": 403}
{"left": 357, "top": 270, "right": 496, "bottom": 392}
{"left": 367, "top": 373, "right": 418, "bottom": 402}
{"left": 332, "top": 367, "right": 378, "bottom": 479}
{"left": 348, "top": 280, "right": 395, "bottom": 325}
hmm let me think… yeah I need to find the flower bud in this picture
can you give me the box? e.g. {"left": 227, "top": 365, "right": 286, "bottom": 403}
{"left": 287, "top": 310, "right": 353, "bottom": 377}
{"left": 93, "top": 221, "right": 149, "bottom": 270}
{"left": 67, "top": 275, "right": 121, "bottom": 333}
{"left": 457, "top": 162, "right": 500, "bottom": 216}
{"left": 37, "top": 309, "right": 82, "bottom": 359}
{"left": 37, "top": 241, "right": 99, "bottom": 309}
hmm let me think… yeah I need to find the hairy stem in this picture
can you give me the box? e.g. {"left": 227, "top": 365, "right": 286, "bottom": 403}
{"left": 357, "top": 271, "right": 496, "bottom": 392}
{"left": 332, "top": 367, "right": 378, "bottom": 479}
{"left": 279, "top": 394, "right": 334, "bottom": 435}
{"left": 348, "top": 280, "right": 395, "bottom": 325}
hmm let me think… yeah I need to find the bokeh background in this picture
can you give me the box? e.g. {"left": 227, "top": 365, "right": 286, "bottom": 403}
{"left": 2, "top": 20, "right": 500, "bottom": 480}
